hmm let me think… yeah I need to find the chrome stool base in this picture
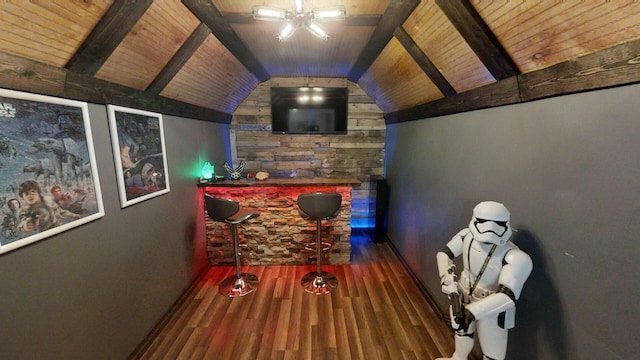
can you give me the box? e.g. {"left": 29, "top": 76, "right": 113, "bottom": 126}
{"left": 219, "top": 273, "right": 259, "bottom": 297}
{"left": 301, "top": 271, "right": 338, "bottom": 295}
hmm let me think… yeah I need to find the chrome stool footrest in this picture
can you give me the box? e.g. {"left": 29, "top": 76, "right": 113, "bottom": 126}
{"left": 304, "top": 241, "right": 331, "bottom": 253}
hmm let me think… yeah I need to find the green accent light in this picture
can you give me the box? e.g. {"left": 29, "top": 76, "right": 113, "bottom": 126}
{"left": 201, "top": 161, "right": 215, "bottom": 181}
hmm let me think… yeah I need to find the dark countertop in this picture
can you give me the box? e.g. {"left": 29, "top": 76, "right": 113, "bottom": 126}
{"left": 198, "top": 177, "right": 360, "bottom": 187}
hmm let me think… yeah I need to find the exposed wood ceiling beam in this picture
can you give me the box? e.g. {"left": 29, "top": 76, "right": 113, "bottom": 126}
{"left": 0, "top": 51, "right": 66, "bottom": 95}
{"left": 66, "top": 0, "right": 153, "bottom": 75}
{"left": 0, "top": 50, "right": 230, "bottom": 124}
{"left": 518, "top": 39, "right": 640, "bottom": 101}
{"left": 182, "top": 0, "right": 270, "bottom": 82}
{"left": 386, "top": 38, "right": 640, "bottom": 124}
{"left": 394, "top": 26, "right": 456, "bottom": 97}
{"left": 436, "top": 0, "right": 518, "bottom": 81}
{"left": 65, "top": 71, "right": 230, "bottom": 123}
{"left": 147, "top": 23, "right": 211, "bottom": 95}
{"left": 346, "top": 15, "right": 383, "bottom": 27}
{"left": 347, "top": 0, "right": 420, "bottom": 83}
{"left": 386, "top": 77, "right": 520, "bottom": 123}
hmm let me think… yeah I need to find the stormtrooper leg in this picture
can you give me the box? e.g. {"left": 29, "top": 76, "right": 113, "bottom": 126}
{"left": 435, "top": 333, "right": 475, "bottom": 360}
{"left": 476, "top": 317, "right": 508, "bottom": 360}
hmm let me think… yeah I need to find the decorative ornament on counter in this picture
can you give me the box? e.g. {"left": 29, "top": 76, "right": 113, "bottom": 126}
{"left": 255, "top": 171, "right": 269, "bottom": 180}
{"left": 224, "top": 160, "right": 245, "bottom": 180}
{"left": 200, "top": 161, "right": 215, "bottom": 182}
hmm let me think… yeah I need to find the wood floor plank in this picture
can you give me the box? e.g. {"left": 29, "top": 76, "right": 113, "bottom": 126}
{"left": 285, "top": 271, "right": 303, "bottom": 351}
{"left": 340, "top": 297, "right": 365, "bottom": 359}
{"left": 332, "top": 307, "right": 351, "bottom": 357}
{"left": 134, "top": 230, "right": 455, "bottom": 359}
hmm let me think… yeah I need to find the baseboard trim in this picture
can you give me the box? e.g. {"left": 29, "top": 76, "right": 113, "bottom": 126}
{"left": 381, "top": 233, "right": 445, "bottom": 319}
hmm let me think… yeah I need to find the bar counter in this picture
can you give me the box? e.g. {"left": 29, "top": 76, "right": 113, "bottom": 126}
{"left": 199, "top": 177, "right": 361, "bottom": 187}
{"left": 201, "top": 178, "right": 359, "bottom": 266}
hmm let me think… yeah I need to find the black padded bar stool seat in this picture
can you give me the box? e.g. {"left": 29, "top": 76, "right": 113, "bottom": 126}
{"left": 204, "top": 194, "right": 259, "bottom": 297}
{"left": 297, "top": 192, "right": 342, "bottom": 295}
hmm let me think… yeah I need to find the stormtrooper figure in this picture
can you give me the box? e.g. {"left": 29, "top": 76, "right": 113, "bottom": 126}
{"left": 436, "top": 201, "right": 532, "bottom": 360}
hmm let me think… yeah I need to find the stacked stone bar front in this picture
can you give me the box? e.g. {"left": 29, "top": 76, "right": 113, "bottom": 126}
{"left": 202, "top": 179, "right": 356, "bottom": 266}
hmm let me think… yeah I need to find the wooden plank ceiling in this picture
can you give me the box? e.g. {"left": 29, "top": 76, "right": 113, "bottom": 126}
{"left": 1, "top": 0, "right": 640, "bottom": 123}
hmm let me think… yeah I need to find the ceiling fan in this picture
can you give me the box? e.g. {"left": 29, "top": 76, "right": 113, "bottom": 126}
{"left": 252, "top": 0, "right": 346, "bottom": 41}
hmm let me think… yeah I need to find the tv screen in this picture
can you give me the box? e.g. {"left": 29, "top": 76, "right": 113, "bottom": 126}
{"left": 271, "top": 87, "right": 348, "bottom": 134}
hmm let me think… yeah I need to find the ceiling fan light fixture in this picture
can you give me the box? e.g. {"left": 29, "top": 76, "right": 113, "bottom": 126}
{"left": 277, "top": 20, "right": 298, "bottom": 41}
{"left": 253, "top": 6, "right": 288, "bottom": 21}
{"left": 312, "top": 7, "right": 346, "bottom": 21}
{"left": 305, "top": 19, "right": 329, "bottom": 40}
{"left": 254, "top": 2, "right": 345, "bottom": 41}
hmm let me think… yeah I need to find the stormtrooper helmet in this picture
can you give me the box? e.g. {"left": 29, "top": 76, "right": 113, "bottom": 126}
{"left": 469, "top": 201, "right": 512, "bottom": 245}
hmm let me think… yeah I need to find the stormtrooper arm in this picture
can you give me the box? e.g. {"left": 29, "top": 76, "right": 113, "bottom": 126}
{"left": 465, "top": 248, "right": 533, "bottom": 321}
{"left": 436, "top": 251, "right": 454, "bottom": 279}
{"left": 498, "top": 248, "right": 533, "bottom": 299}
{"left": 437, "top": 228, "right": 469, "bottom": 276}
{"left": 464, "top": 289, "right": 514, "bottom": 322}
{"left": 437, "top": 229, "right": 469, "bottom": 294}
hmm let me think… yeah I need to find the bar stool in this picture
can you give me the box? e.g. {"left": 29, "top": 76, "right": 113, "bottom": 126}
{"left": 297, "top": 192, "right": 342, "bottom": 295}
{"left": 204, "top": 194, "right": 259, "bottom": 297}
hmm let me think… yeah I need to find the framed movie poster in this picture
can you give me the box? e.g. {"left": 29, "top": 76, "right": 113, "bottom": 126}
{"left": 107, "top": 105, "right": 170, "bottom": 208}
{"left": 0, "top": 88, "right": 105, "bottom": 255}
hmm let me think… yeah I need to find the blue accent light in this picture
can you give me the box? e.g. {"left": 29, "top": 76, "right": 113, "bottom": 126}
{"left": 350, "top": 218, "right": 374, "bottom": 229}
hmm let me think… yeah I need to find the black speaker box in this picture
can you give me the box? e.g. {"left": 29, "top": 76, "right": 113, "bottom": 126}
{"left": 374, "top": 179, "right": 388, "bottom": 243}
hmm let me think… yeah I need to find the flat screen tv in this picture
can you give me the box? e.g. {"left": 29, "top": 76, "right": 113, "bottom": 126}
{"left": 271, "top": 87, "right": 348, "bottom": 134}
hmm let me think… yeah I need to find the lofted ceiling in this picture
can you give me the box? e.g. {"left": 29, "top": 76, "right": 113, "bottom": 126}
{"left": 1, "top": 0, "right": 640, "bottom": 124}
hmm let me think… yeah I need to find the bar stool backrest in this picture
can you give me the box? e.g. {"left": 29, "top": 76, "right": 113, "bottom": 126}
{"left": 204, "top": 194, "right": 240, "bottom": 222}
{"left": 297, "top": 192, "right": 342, "bottom": 220}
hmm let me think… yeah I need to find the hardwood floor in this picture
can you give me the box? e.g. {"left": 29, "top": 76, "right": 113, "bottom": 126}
{"left": 133, "top": 230, "right": 454, "bottom": 359}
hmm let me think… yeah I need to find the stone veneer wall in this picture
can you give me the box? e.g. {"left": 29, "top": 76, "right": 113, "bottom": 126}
{"left": 204, "top": 185, "right": 352, "bottom": 266}
{"left": 230, "top": 77, "right": 385, "bottom": 228}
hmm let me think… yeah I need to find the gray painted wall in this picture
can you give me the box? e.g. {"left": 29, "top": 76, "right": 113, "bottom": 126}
{"left": 385, "top": 83, "right": 640, "bottom": 359}
{"left": 0, "top": 103, "right": 229, "bottom": 359}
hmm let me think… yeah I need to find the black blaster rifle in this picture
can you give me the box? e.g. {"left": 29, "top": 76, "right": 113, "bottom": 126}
{"left": 443, "top": 265, "right": 465, "bottom": 331}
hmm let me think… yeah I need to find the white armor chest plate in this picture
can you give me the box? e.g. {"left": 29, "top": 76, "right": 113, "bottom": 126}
{"left": 459, "top": 233, "right": 515, "bottom": 299}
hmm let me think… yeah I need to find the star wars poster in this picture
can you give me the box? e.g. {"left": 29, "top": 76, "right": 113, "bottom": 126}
{"left": 0, "top": 88, "right": 104, "bottom": 255}
{"left": 107, "top": 105, "right": 170, "bottom": 208}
